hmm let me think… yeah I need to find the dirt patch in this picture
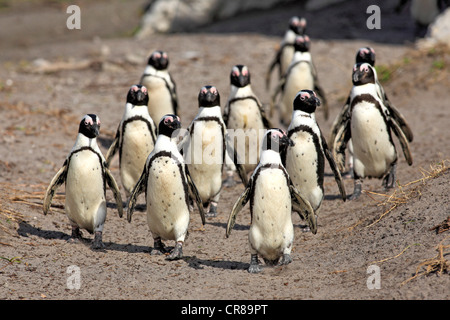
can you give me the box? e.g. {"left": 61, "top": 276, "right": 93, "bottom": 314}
{"left": 1, "top": 0, "right": 449, "bottom": 302}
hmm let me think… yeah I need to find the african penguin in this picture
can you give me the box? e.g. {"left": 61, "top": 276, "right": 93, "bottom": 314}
{"left": 43, "top": 114, "right": 123, "bottom": 249}
{"left": 271, "top": 35, "right": 329, "bottom": 125}
{"left": 127, "top": 114, "right": 205, "bottom": 260}
{"left": 266, "top": 16, "right": 307, "bottom": 90}
{"left": 332, "top": 63, "right": 413, "bottom": 199}
{"left": 329, "top": 47, "right": 413, "bottom": 176}
{"left": 283, "top": 90, "right": 346, "bottom": 226}
{"left": 179, "top": 85, "right": 248, "bottom": 217}
{"left": 226, "top": 129, "right": 315, "bottom": 273}
{"left": 223, "top": 64, "right": 271, "bottom": 183}
{"left": 105, "top": 84, "right": 157, "bottom": 196}
{"left": 139, "top": 50, "right": 178, "bottom": 124}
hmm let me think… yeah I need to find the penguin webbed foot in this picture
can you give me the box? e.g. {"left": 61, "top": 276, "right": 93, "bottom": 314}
{"left": 382, "top": 165, "right": 397, "bottom": 190}
{"left": 151, "top": 237, "right": 169, "bottom": 255}
{"left": 68, "top": 226, "right": 83, "bottom": 243}
{"left": 205, "top": 202, "right": 218, "bottom": 218}
{"left": 166, "top": 241, "right": 183, "bottom": 260}
{"left": 92, "top": 231, "right": 105, "bottom": 250}
{"left": 349, "top": 181, "right": 362, "bottom": 200}
{"left": 278, "top": 254, "right": 292, "bottom": 266}
{"left": 248, "top": 254, "right": 262, "bottom": 273}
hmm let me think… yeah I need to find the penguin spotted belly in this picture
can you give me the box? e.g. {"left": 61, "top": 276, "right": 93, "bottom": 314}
{"left": 146, "top": 157, "right": 189, "bottom": 241}
{"left": 65, "top": 150, "right": 106, "bottom": 233}
{"left": 351, "top": 102, "right": 396, "bottom": 178}
{"left": 250, "top": 169, "right": 293, "bottom": 261}
{"left": 121, "top": 120, "right": 155, "bottom": 194}
{"left": 286, "top": 131, "right": 323, "bottom": 210}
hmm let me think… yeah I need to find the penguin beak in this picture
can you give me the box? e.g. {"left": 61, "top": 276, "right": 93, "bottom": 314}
{"left": 280, "top": 135, "right": 295, "bottom": 147}
{"left": 315, "top": 97, "right": 321, "bottom": 107}
{"left": 168, "top": 119, "right": 181, "bottom": 130}
{"left": 136, "top": 90, "right": 144, "bottom": 102}
{"left": 238, "top": 74, "right": 248, "bottom": 87}
{"left": 92, "top": 123, "right": 100, "bottom": 137}
{"left": 352, "top": 71, "right": 360, "bottom": 83}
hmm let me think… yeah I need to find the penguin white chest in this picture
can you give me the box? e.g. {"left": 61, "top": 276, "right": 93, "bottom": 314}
{"left": 141, "top": 76, "right": 173, "bottom": 123}
{"left": 351, "top": 102, "right": 396, "bottom": 178}
{"left": 121, "top": 120, "right": 155, "bottom": 194}
{"left": 250, "top": 169, "right": 293, "bottom": 261}
{"left": 280, "top": 46, "right": 295, "bottom": 75}
{"left": 146, "top": 156, "right": 189, "bottom": 241}
{"left": 286, "top": 131, "right": 323, "bottom": 210}
{"left": 187, "top": 121, "right": 223, "bottom": 202}
{"left": 227, "top": 99, "right": 265, "bottom": 171}
{"left": 65, "top": 150, "right": 106, "bottom": 233}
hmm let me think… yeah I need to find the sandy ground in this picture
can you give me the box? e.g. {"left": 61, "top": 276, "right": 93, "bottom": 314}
{"left": 0, "top": 0, "right": 449, "bottom": 303}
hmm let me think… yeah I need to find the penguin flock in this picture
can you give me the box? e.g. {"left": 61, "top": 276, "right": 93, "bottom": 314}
{"left": 43, "top": 16, "right": 413, "bottom": 273}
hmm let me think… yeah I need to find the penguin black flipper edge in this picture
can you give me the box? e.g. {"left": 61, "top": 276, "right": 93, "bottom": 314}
{"left": 104, "top": 165, "right": 124, "bottom": 218}
{"left": 185, "top": 165, "right": 206, "bottom": 225}
{"left": 226, "top": 181, "right": 252, "bottom": 238}
{"left": 105, "top": 126, "right": 120, "bottom": 166}
{"left": 43, "top": 162, "right": 67, "bottom": 215}
{"left": 127, "top": 166, "right": 148, "bottom": 223}
{"left": 389, "top": 117, "right": 413, "bottom": 166}
{"left": 289, "top": 183, "right": 317, "bottom": 234}
{"left": 225, "top": 135, "right": 248, "bottom": 186}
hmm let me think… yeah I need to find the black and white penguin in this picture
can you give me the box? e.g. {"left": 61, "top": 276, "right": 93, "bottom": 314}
{"left": 266, "top": 16, "right": 307, "bottom": 90}
{"left": 226, "top": 129, "right": 315, "bottom": 273}
{"left": 106, "top": 85, "right": 157, "bottom": 196}
{"left": 139, "top": 50, "right": 178, "bottom": 124}
{"left": 127, "top": 114, "right": 205, "bottom": 260}
{"left": 43, "top": 114, "right": 123, "bottom": 249}
{"left": 271, "top": 35, "right": 329, "bottom": 124}
{"left": 223, "top": 64, "right": 271, "bottom": 182}
{"left": 332, "top": 63, "right": 413, "bottom": 199}
{"left": 283, "top": 90, "right": 346, "bottom": 223}
{"left": 180, "top": 85, "right": 248, "bottom": 217}
{"left": 329, "top": 47, "right": 413, "bottom": 175}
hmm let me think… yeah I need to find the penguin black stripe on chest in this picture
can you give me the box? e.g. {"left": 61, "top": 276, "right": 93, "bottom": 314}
{"left": 120, "top": 115, "right": 157, "bottom": 160}
{"left": 287, "top": 125, "right": 324, "bottom": 189}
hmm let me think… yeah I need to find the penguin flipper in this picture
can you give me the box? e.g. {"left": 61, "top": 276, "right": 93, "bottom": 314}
{"left": 226, "top": 183, "right": 252, "bottom": 238}
{"left": 389, "top": 117, "right": 413, "bottom": 166}
{"left": 104, "top": 165, "right": 124, "bottom": 218}
{"left": 322, "top": 140, "right": 347, "bottom": 201}
{"left": 386, "top": 101, "right": 413, "bottom": 142}
{"left": 105, "top": 127, "right": 120, "bottom": 166}
{"left": 289, "top": 183, "right": 317, "bottom": 234}
{"left": 43, "top": 162, "right": 67, "bottom": 215}
{"left": 225, "top": 135, "right": 248, "bottom": 186}
{"left": 332, "top": 117, "right": 351, "bottom": 174}
{"left": 265, "top": 47, "right": 282, "bottom": 90}
{"left": 270, "top": 77, "right": 286, "bottom": 117}
{"left": 127, "top": 167, "right": 147, "bottom": 223}
{"left": 185, "top": 165, "right": 206, "bottom": 225}
{"left": 329, "top": 96, "right": 351, "bottom": 147}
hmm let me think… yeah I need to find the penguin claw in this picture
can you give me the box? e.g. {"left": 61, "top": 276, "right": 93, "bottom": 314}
{"left": 278, "top": 254, "right": 292, "bottom": 266}
{"left": 92, "top": 231, "right": 105, "bottom": 249}
{"left": 166, "top": 242, "right": 183, "bottom": 260}
{"left": 206, "top": 204, "right": 218, "bottom": 218}
{"left": 248, "top": 264, "right": 262, "bottom": 273}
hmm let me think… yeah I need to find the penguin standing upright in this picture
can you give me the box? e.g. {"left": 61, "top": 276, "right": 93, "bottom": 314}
{"left": 223, "top": 64, "right": 271, "bottom": 181}
{"left": 283, "top": 90, "right": 346, "bottom": 223}
{"left": 271, "top": 35, "right": 329, "bottom": 124}
{"left": 127, "top": 114, "right": 205, "bottom": 260}
{"left": 226, "top": 129, "right": 315, "bottom": 273}
{"left": 180, "top": 85, "right": 248, "bottom": 217}
{"left": 139, "top": 50, "right": 178, "bottom": 124}
{"left": 43, "top": 114, "right": 123, "bottom": 249}
{"left": 106, "top": 85, "right": 157, "bottom": 196}
{"left": 265, "top": 16, "right": 307, "bottom": 90}
{"left": 329, "top": 47, "right": 413, "bottom": 175}
{"left": 332, "top": 63, "right": 413, "bottom": 199}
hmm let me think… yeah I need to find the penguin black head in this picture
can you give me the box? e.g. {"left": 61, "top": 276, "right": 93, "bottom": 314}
{"left": 79, "top": 114, "right": 100, "bottom": 139}
{"left": 158, "top": 114, "right": 181, "bottom": 137}
{"left": 261, "top": 128, "right": 294, "bottom": 153}
{"left": 127, "top": 84, "right": 149, "bottom": 106}
{"left": 147, "top": 50, "right": 169, "bottom": 70}
{"left": 289, "top": 16, "right": 307, "bottom": 35}
{"left": 198, "top": 85, "right": 220, "bottom": 108}
{"left": 293, "top": 35, "right": 311, "bottom": 53}
{"left": 356, "top": 47, "right": 376, "bottom": 66}
{"left": 230, "top": 65, "right": 251, "bottom": 88}
{"left": 293, "top": 90, "right": 321, "bottom": 114}
{"left": 352, "top": 63, "right": 376, "bottom": 86}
